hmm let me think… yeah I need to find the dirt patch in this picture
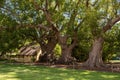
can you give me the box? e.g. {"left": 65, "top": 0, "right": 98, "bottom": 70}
{"left": 31, "top": 62, "right": 120, "bottom": 73}
{"left": 5, "top": 62, "right": 120, "bottom": 73}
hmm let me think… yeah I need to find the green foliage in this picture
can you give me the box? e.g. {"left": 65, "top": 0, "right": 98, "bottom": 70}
{"left": 72, "top": 27, "right": 92, "bottom": 62}
{"left": 0, "top": 0, "right": 5, "bottom": 7}
{"left": 53, "top": 44, "right": 61, "bottom": 58}
{"left": 0, "top": 19, "right": 38, "bottom": 54}
{"left": 31, "top": 57, "right": 36, "bottom": 62}
{"left": 103, "top": 25, "right": 120, "bottom": 61}
{"left": 72, "top": 46, "right": 89, "bottom": 62}
{"left": 0, "top": 0, "right": 120, "bottom": 62}
{"left": 85, "top": 9, "right": 103, "bottom": 37}
{"left": 0, "top": 29, "right": 23, "bottom": 53}
{"left": 72, "top": 37, "right": 91, "bottom": 62}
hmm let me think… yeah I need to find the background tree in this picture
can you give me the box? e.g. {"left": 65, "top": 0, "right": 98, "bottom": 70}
{"left": 0, "top": 0, "right": 81, "bottom": 63}
{"left": 83, "top": 0, "right": 120, "bottom": 68}
{"left": 31, "top": 0, "right": 86, "bottom": 63}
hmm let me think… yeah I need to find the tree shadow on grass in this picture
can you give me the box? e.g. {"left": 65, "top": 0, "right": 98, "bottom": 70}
{"left": 0, "top": 63, "right": 120, "bottom": 80}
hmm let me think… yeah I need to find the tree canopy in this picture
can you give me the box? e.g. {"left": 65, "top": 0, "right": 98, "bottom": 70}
{"left": 0, "top": 0, "right": 120, "bottom": 68}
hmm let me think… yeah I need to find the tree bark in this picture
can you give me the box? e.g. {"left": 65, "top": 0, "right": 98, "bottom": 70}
{"left": 57, "top": 35, "right": 77, "bottom": 64}
{"left": 39, "top": 34, "right": 58, "bottom": 62}
{"left": 83, "top": 36, "right": 104, "bottom": 68}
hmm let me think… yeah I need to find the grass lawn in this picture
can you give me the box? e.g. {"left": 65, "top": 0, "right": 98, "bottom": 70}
{"left": 0, "top": 63, "right": 120, "bottom": 80}
{"left": 110, "top": 60, "right": 120, "bottom": 63}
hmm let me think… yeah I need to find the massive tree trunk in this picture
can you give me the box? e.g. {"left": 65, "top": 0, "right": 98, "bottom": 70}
{"left": 83, "top": 16, "right": 120, "bottom": 68}
{"left": 58, "top": 46, "right": 76, "bottom": 64}
{"left": 39, "top": 33, "right": 58, "bottom": 62}
{"left": 83, "top": 36, "right": 104, "bottom": 68}
{"left": 57, "top": 35, "right": 77, "bottom": 64}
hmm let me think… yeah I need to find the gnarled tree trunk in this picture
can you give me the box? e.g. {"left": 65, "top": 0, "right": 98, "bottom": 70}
{"left": 58, "top": 44, "right": 73, "bottom": 64}
{"left": 39, "top": 34, "right": 58, "bottom": 62}
{"left": 83, "top": 36, "right": 104, "bottom": 68}
{"left": 57, "top": 35, "right": 77, "bottom": 64}
{"left": 83, "top": 16, "right": 120, "bottom": 68}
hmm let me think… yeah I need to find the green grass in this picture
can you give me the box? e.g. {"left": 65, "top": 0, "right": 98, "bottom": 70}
{"left": 0, "top": 63, "right": 120, "bottom": 80}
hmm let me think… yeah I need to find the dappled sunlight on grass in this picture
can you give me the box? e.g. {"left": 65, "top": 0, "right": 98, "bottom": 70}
{"left": 0, "top": 63, "right": 120, "bottom": 80}
{"left": 0, "top": 73, "right": 20, "bottom": 80}
{"left": 80, "top": 70, "right": 92, "bottom": 75}
{"left": 101, "top": 74, "right": 118, "bottom": 79}
{"left": 110, "top": 60, "right": 120, "bottom": 63}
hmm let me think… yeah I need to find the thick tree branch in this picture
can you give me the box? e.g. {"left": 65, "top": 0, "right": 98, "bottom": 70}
{"left": 32, "top": 1, "right": 59, "bottom": 33}
{"left": 59, "top": 36, "right": 67, "bottom": 45}
{"left": 91, "top": 0, "right": 99, "bottom": 6}
{"left": 53, "top": 1, "right": 59, "bottom": 10}
{"left": 67, "top": 0, "right": 80, "bottom": 27}
{"left": 86, "top": 0, "right": 89, "bottom": 7}
{"left": 75, "top": 18, "right": 85, "bottom": 31}
{"left": 69, "top": 34, "right": 78, "bottom": 50}
{"left": 45, "top": 0, "right": 48, "bottom": 10}
{"left": 103, "top": 15, "right": 120, "bottom": 33}
{"left": 32, "top": 1, "right": 42, "bottom": 10}
{"left": 42, "top": 9, "right": 53, "bottom": 25}
{"left": 37, "top": 24, "right": 51, "bottom": 31}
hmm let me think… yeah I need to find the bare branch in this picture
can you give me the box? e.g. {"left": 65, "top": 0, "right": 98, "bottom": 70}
{"left": 69, "top": 32, "right": 78, "bottom": 50}
{"left": 53, "top": 1, "right": 59, "bottom": 10}
{"left": 67, "top": 0, "right": 80, "bottom": 27}
{"left": 45, "top": 0, "right": 48, "bottom": 10}
{"left": 32, "top": 1, "right": 41, "bottom": 10}
{"left": 37, "top": 24, "right": 51, "bottom": 31}
{"left": 86, "top": 0, "right": 89, "bottom": 7}
{"left": 32, "top": 1, "right": 53, "bottom": 24}
{"left": 43, "top": 9, "right": 53, "bottom": 24}
{"left": 32, "top": 0, "right": 59, "bottom": 32}
{"left": 75, "top": 18, "right": 85, "bottom": 31}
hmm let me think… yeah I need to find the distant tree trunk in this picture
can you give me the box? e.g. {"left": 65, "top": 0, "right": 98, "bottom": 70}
{"left": 83, "top": 36, "right": 104, "bottom": 68}
{"left": 57, "top": 35, "right": 77, "bottom": 64}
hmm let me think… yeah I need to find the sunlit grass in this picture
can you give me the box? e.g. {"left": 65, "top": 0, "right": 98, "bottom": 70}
{"left": 110, "top": 60, "right": 120, "bottom": 63}
{"left": 0, "top": 63, "right": 120, "bottom": 80}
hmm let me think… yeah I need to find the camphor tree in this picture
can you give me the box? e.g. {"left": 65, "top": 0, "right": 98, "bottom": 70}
{"left": 1, "top": 0, "right": 120, "bottom": 66}
{"left": 30, "top": 0, "right": 85, "bottom": 63}
{"left": 83, "top": 0, "right": 120, "bottom": 68}
{"left": 0, "top": 0, "right": 85, "bottom": 63}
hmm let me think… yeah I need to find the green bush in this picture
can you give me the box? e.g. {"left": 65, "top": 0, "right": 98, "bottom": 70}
{"left": 53, "top": 44, "right": 61, "bottom": 58}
